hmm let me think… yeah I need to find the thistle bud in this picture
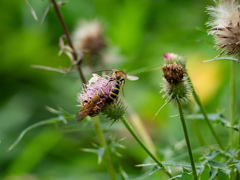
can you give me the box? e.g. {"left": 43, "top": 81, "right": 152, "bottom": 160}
{"left": 73, "top": 20, "right": 106, "bottom": 54}
{"left": 161, "top": 63, "right": 190, "bottom": 101}
{"left": 163, "top": 53, "right": 186, "bottom": 69}
{"left": 206, "top": 0, "right": 240, "bottom": 57}
{"left": 102, "top": 99, "right": 127, "bottom": 122}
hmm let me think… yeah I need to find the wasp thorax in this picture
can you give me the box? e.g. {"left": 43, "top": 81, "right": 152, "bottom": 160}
{"left": 161, "top": 63, "right": 185, "bottom": 85}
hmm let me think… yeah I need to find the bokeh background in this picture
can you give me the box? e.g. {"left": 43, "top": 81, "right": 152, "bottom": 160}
{"left": 1, "top": 0, "right": 240, "bottom": 179}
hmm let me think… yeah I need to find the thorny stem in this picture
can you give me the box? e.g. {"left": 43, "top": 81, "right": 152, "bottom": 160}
{"left": 91, "top": 116, "right": 116, "bottom": 180}
{"left": 176, "top": 98, "right": 197, "bottom": 180}
{"left": 51, "top": 0, "right": 86, "bottom": 84}
{"left": 51, "top": 1, "right": 115, "bottom": 179}
{"left": 187, "top": 75, "right": 224, "bottom": 151}
{"left": 120, "top": 116, "right": 174, "bottom": 179}
{"left": 229, "top": 61, "right": 235, "bottom": 148}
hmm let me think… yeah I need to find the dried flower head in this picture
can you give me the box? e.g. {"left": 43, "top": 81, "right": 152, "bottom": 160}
{"left": 163, "top": 53, "right": 186, "bottom": 69}
{"left": 73, "top": 20, "right": 106, "bottom": 54}
{"left": 161, "top": 63, "right": 191, "bottom": 101}
{"left": 206, "top": 0, "right": 240, "bottom": 57}
{"left": 76, "top": 73, "right": 126, "bottom": 121}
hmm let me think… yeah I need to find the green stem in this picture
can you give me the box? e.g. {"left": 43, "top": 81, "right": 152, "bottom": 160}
{"left": 190, "top": 120, "right": 205, "bottom": 147}
{"left": 187, "top": 75, "right": 224, "bottom": 151}
{"left": 176, "top": 99, "right": 197, "bottom": 180}
{"left": 238, "top": 118, "right": 240, "bottom": 180}
{"left": 120, "top": 116, "right": 174, "bottom": 179}
{"left": 229, "top": 61, "right": 235, "bottom": 148}
{"left": 91, "top": 116, "right": 116, "bottom": 180}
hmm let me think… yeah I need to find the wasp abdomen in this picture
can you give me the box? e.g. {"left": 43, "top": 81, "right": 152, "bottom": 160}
{"left": 109, "top": 80, "right": 120, "bottom": 101}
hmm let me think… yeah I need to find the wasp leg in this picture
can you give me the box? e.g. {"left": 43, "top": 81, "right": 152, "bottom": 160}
{"left": 106, "top": 78, "right": 115, "bottom": 86}
{"left": 120, "top": 78, "right": 125, "bottom": 96}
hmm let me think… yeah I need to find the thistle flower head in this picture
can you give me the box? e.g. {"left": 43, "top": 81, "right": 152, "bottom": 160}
{"left": 77, "top": 73, "right": 127, "bottom": 122}
{"left": 163, "top": 53, "right": 186, "bottom": 69}
{"left": 73, "top": 20, "right": 106, "bottom": 54}
{"left": 161, "top": 63, "right": 191, "bottom": 101}
{"left": 206, "top": 0, "right": 240, "bottom": 57}
{"left": 77, "top": 74, "right": 113, "bottom": 105}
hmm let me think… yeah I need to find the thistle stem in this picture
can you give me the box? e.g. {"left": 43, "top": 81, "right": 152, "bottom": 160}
{"left": 187, "top": 75, "right": 224, "bottom": 150}
{"left": 51, "top": 0, "right": 86, "bottom": 84}
{"left": 229, "top": 61, "right": 235, "bottom": 148}
{"left": 91, "top": 116, "right": 116, "bottom": 180}
{"left": 176, "top": 99, "right": 197, "bottom": 180}
{"left": 120, "top": 116, "right": 174, "bottom": 179}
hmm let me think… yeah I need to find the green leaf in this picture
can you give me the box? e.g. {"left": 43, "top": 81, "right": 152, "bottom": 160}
{"left": 8, "top": 107, "right": 74, "bottom": 151}
{"left": 208, "top": 168, "right": 218, "bottom": 180}
{"left": 8, "top": 118, "right": 65, "bottom": 151}
{"left": 81, "top": 147, "right": 105, "bottom": 164}
{"left": 186, "top": 113, "right": 238, "bottom": 131}
{"left": 107, "top": 137, "right": 125, "bottom": 157}
{"left": 202, "top": 150, "right": 221, "bottom": 163}
{"left": 220, "top": 168, "right": 231, "bottom": 176}
{"left": 119, "top": 165, "right": 129, "bottom": 180}
{"left": 234, "top": 162, "right": 240, "bottom": 173}
{"left": 203, "top": 57, "right": 240, "bottom": 63}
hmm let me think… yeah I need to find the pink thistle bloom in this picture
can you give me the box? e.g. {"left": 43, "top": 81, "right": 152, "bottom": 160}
{"left": 164, "top": 53, "right": 177, "bottom": 60}
{"left": 163, "top": 53, "right": 186, "bottom": 69}
{"left": 77, "top": 74, "right": 114, "bottom": 107}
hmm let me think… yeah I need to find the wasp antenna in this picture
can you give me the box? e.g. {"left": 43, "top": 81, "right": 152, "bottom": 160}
{"left": 93, "top": 69, "right": 112, "bottom": 73}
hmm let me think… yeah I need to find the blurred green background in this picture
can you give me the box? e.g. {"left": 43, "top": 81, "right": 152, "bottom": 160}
{"left": 1, "top": 0, "right": 240, "bottom": 179}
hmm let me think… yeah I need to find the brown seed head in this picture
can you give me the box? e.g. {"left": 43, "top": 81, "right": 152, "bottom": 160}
{"left": 161, "top": 63, "right": 185, "bottom": 85}
{"left": 73, "top": 21, "right": 106, "bottom": 54}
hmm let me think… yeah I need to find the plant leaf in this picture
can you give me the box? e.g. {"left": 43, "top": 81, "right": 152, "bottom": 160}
{"left": 8, "top": 118, "right": 63, "bottom": 151}
{"left": 81, "top": 147, "right": 105, "bottom": 164}
{"left": 202, "top": 57, "right": 239, "bottom": 63}
{"left": 119, "top": 165, "right": 129, "bottom": 180}
{"left": 186, "top": 113, "right": 238, "bottom": 131}
{"left": 32, "top": 65, "right": 69, "bottom": 74}
{"left": 208, "top": 168, "right": 218, "bottom": 180}
{"left": 25, "top": 0, "right": 38, "bottom": 21}
{"left": 234, "top": 162, "right": 240, "bottom": 173}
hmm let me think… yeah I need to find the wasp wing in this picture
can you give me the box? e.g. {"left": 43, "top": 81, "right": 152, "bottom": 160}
{"left": 126, "top": 75, "right": 139, "bottom": 81}
{"left": 75, "top": 105, "right": 94, "bottom": 121}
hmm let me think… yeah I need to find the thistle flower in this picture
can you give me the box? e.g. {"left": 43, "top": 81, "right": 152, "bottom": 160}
{"left": 77, "top": 74, "right": 126, "bottom": 121}
{"left": 73, "top": 20, "right": 106, "bottom": 54}
{"left": 206, "top": 0, "right": 240, "bottom": 57}
{"left": 161, "top": 63, "right": 191, "bottom": 101}
{"left": 77, "top": 74, "right": 113, "bottom": 105}
{"left": 163, "top": 53, "right": 186, "bottom": 69}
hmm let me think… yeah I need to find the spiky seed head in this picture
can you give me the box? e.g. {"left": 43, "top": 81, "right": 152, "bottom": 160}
{"left": 161, "top": 63, "right": 191, "bottom": 101}
{"left": 206, "top": 0, "right": 240, "bottom": 57}
{"left": 161, "top": 63, "right": 185, "bottom": 85}
{"left": 73, "top": 20, "right": 106, "bottom": 54}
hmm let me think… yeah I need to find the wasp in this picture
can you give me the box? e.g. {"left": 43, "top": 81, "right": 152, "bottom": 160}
{"left": 76, "top": 92, "right": 105, "bottom": 121}
{"left": 107, "top": 69, "right": 138, "bottom": 101}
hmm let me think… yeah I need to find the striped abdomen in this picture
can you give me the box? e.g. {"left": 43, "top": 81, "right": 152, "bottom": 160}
{"left": 109, "top": 80, "right": 121, "bottom": 101}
